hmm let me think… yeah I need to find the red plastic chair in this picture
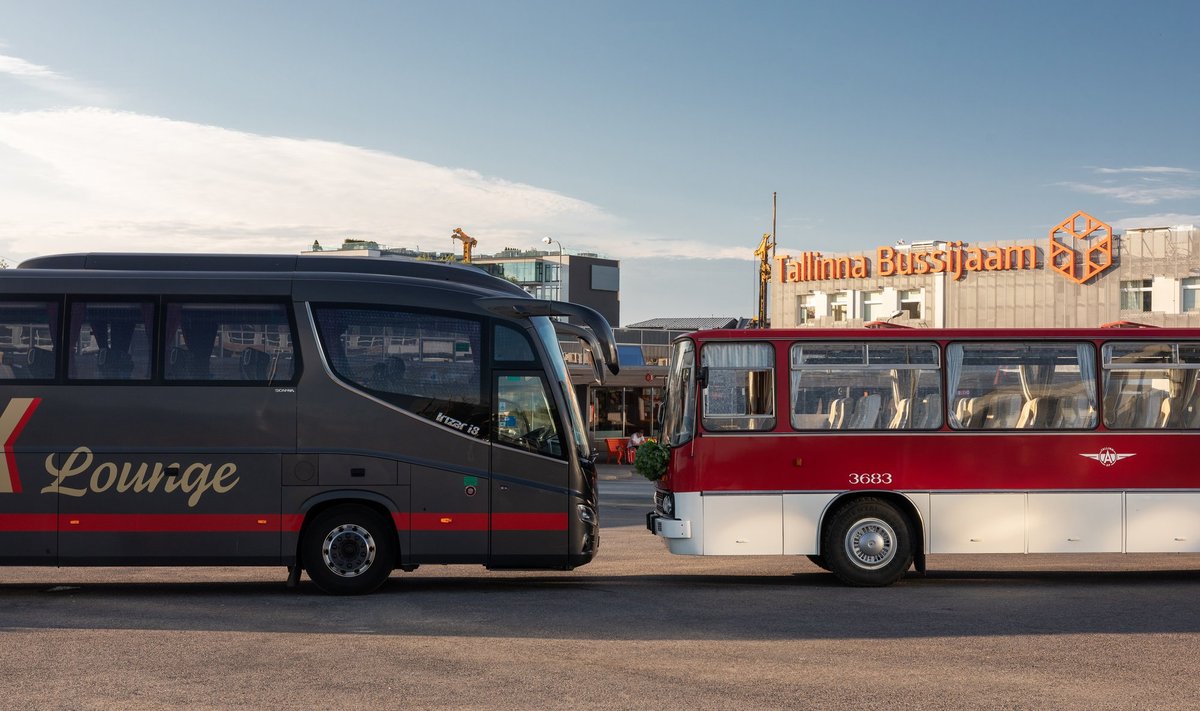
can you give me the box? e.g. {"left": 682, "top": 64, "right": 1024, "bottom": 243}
{"left": 604, "top": 438, "right": 626, "bottom": 464}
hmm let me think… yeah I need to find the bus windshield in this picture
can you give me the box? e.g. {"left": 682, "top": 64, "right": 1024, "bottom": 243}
{"left": 531, "top": 316, "right": 589, "bottom": 457}
{"left": 661, "top": 339, "right": 696, "bottom": 446}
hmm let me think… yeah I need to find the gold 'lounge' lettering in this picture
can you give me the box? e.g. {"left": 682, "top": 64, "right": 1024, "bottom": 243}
{"left": 41, "top": 447, "right": 240, "bottom": 508}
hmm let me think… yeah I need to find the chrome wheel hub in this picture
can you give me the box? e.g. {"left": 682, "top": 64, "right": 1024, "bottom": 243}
{"left": 845, "top": 517, "right": 896, "bottom": 570}
{"left": 322, "top": 524, "right": 377, "bottom": 577}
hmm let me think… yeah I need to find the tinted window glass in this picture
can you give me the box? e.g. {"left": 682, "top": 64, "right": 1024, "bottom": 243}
{"left": 494, "top": 323, "right": 535, "bottom": 362}
{"left": 313, "top": 306, "right": 487, "bottom": 436}
{"left": 164, "top": 303, "right": 295, "bottom": 382}
{"left": 68, "top": 302, "right": 154, "bottom": 381}
{"left": 0, "top": 301, "right": 59, "bottom": 380}
{"left": 496, "top": 374, "right": 562, "bottom": 457}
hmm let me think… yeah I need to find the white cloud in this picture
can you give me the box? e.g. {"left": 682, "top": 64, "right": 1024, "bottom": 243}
{"left": 1093, "top": 166, "right": 1195, "bottom": 175}
{"left": 1059, "top": 182, "right": 1200, "bottom": 205}
{"left": 0, "top": 52, "right": 113, "bottom": 106}
{"left": 1112, "top": 213, "right": 1200, "bottom": 231}
{"left": 0, "top": 108, "right": 751, "bottom": 264}
{"left": 0, "top": 53, "right": 60, "bottom": 79}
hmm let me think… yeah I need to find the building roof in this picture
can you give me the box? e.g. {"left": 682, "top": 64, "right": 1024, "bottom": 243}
{"left": 625, "top": 317, "right": 741, "bottom": 330}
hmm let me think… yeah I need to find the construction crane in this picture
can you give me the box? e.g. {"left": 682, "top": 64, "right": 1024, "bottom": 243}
{"left": 451, "top": 227, "right": 478, "bottom": 263}
{"left": 752, "top": 192, "right": 778, "bottom": 329}
{"left": 753, "top": 232, "right": 773, "bottom": 328}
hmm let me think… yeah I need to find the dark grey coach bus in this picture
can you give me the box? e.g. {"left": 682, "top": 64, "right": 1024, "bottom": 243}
{"left": 0, "top": 253, "right": 618, "bottom": 594}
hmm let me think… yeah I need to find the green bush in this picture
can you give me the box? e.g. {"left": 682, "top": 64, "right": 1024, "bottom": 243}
{"left": 633, "top": 440, "right": 669, "bottom": 480}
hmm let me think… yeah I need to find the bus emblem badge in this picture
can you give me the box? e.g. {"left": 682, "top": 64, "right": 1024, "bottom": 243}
{"left": 1080, "top": 447, "right": 1135, "bottom": 467}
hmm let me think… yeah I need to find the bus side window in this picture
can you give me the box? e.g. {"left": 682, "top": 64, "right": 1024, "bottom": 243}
{"left": 163, "top": 303, "right": 295, "bottom": 383}
{"left": 789, "top": 342, "right": 940, "bottom": 431}
{"left": 1103, "top": 341, "right": 1200, "bottom": 429}
{"left": 312, "top": 306, "right": 488, "bottom": 436}
{"left": 948, "top": 342, "right": 1097, "bottom": 430}
{"left": 68, "top": 301, "right": 154, "bottom": 381}
{"left": 0, "top": 301, "right": 59, "bottom": 381}
{"left": 701, "top": 342, "right": 775, "bottom": 432}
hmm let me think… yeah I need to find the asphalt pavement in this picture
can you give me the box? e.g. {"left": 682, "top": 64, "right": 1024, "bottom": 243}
{"left": 4, "top": 466, "right": 1200, "bottom": 710}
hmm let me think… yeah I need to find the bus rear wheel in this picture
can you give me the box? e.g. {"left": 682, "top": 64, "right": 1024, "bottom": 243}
{"left": 302, "top": 505, "right": 397, "bottom": 595}
{"left": 822, "top": 498, "right": 912, "bottom": 587}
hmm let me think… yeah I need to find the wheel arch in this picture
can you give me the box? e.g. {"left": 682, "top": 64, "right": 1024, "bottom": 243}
{"left": 294, "top": 491, "right": 403, "bottom": 569}
{"left": 817, "top": 491, "right": 926, "bottom": 572}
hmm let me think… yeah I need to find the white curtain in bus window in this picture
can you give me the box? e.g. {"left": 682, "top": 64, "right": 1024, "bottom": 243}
{"left": 946, "top": 342, "right": 1097, "bottom": 430}
{"left": 0, "top": 301, "right": 59, "bottom": 380}
{"left": 1103, "top": 341, "right": 1200, "bottom": 429}
{"left": 789, "top": 342, "right": 941, "bottom": 431}
{"left": 700, "top": 342, "right": 775, "bottom": 431}
{"left": 67, "top": 301, "right": 154, "bottom": 381}
{"left": 312, "top": 306, "right": 488, "bottom": 435}
{"left": 163, "top": 303, "right": 294, "bottom": 382}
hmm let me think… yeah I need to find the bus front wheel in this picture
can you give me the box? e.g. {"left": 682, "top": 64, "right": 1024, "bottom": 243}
{"left": 301, "top": 505, "right": 397, "bottom": 595}
{"left": 822, "top": 498, "right": 913, "bottom": 587}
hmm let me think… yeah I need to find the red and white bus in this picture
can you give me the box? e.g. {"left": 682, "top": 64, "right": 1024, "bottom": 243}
{"left": 647, "top": 325, "right": 1200, "bottom": 585}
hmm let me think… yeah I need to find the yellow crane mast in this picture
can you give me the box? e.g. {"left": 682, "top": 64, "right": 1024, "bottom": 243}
{"left": 754, "top": 232, "right": 773, "bottom": 328}
{"left": 451, "top": 227, "right": 478, "bottom": 263}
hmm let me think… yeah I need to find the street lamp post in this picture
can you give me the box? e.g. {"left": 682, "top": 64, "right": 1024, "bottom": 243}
{"left": 542, "top": 236, "right": 564, "bottom": 300}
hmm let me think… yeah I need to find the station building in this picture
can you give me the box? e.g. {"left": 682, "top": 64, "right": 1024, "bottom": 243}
{"left": 769, "top": 213, "right": 1200, "bottom": 329}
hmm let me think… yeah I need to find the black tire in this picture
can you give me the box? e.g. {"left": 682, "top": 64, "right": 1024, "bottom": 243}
{"left": 301, "top": 505, "right": 397, "bottom": 595}
{"left": 806, "top": 554, "right": 831, "bottom": 571}
{"left": 822, "top": 498, "right": 913, "bottom": 587}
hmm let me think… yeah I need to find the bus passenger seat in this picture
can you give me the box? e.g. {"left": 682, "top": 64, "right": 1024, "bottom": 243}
{"left": 917, "top": 394, "right": 941, "bottom": 428}
{"left": 986, "top": 393, "right": 1021, "bottom": 428}
{"left": 1064, "top": 394, "right": 1092, "bottom": 428}
{"left": 827, "top": 398, "right": 848, "bottom": 429}
{"left": 887, "top": 398, "right": 911, "bottom": 429}
{"left": 1138, "top": 390, "right": 1167, "bottom": 428}
{"left": 240, "top": 348, "right": 272, "bottom": 381}
{"left": 1016, "top": 397, "right": 1041, "bottom": 428}
{"left": 97, "top": 348, "right": 134, "bottom": 379}
{"left": 848, "top": 394, "right": 881, "bottom": 429}
{"left": 26, "top": 347, "right": 54, "bottom": 378}
{"left": 953, "top": 398, "right": 972, "bottom": 427}
{"left": 166, "top": 347, "right": 194, "bottom": 379}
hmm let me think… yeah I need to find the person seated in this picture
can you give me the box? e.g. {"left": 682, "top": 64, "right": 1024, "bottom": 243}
{"left": 627, "top": 431, "right": 646, "bottom": 459}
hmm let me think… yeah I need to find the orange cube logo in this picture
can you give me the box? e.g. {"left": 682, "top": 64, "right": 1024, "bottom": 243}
{"left": 1049, "top": 211, "right": 1113, "bottom": 284}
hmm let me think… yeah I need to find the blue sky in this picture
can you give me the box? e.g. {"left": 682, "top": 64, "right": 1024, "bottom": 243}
{"left": 1, "top": 1, "right": 1198, "bottom": 325}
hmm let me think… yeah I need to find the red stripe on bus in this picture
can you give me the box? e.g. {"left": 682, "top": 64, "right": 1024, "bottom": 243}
{"left": 492, "top": 513, "right": 568, "bottom": 531}
{"left": 409, "top": 512, "right": 489, "bottom": 531}
{"left": 57, "top": 514, "right": 280, "bottom": 532}
{"left": 394, "top": 512, "right": 567, "bottom": 531}
{"left": 1, "top": 511, "right": 567, "bottom": 534}
{"left": 4, "top": 397, "right": 41, "bottom": 494}
{"left": 0, "top": 513, "right": 56, "bottom": 531}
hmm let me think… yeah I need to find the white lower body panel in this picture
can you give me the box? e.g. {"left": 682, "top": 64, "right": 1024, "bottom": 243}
{"left": 656, "top": 489, "right": 1200, "bottom": 557}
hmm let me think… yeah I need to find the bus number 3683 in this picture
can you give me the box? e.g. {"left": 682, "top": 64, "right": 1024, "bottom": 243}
{"left": 849, "top": 472, "right": 893, "bottom": 485}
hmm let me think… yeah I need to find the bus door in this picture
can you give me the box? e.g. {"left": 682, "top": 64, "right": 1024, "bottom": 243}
{"left": 304, "top": 303, "right": 492, "bottom": 566}
{"left": 490, "top": 372, "right": 570, "bottom": 567}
